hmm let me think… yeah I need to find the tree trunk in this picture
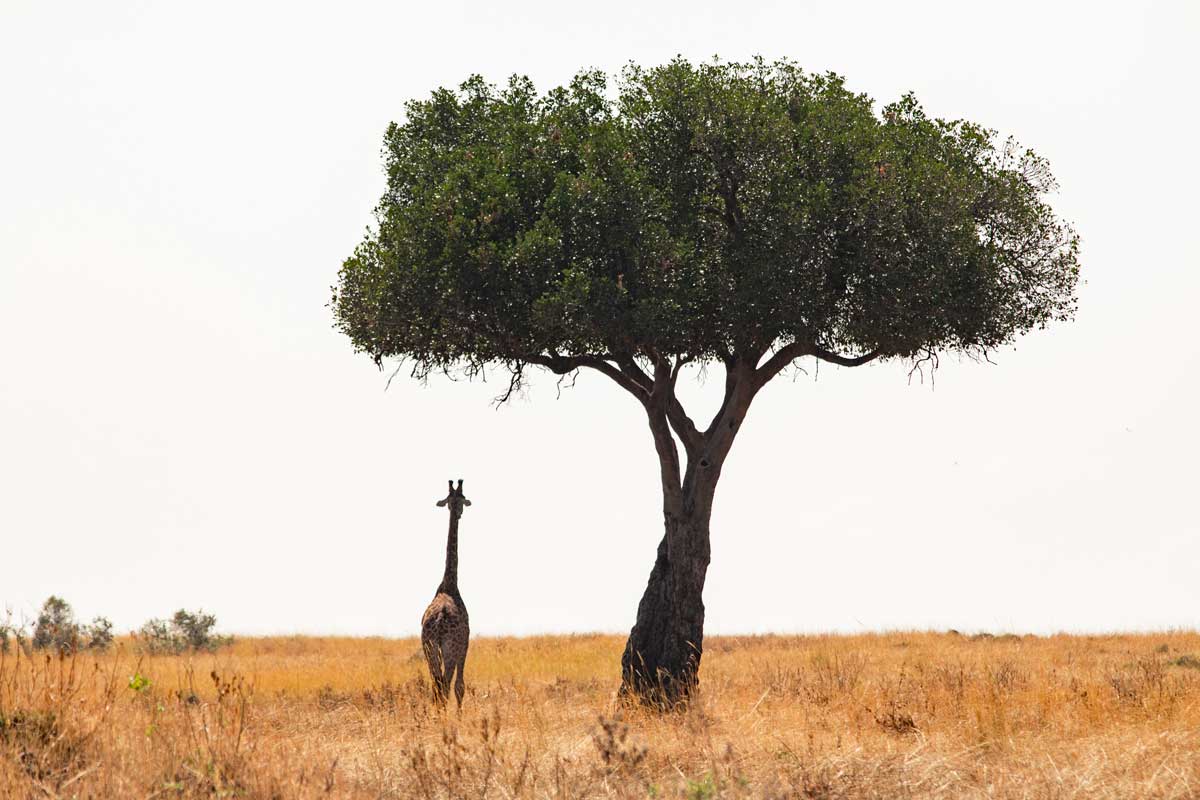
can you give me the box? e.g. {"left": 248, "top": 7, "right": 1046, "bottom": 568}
{"left": 618, "top": 358, "right": 753, "bottom": 708}
{"left": 620, "top": 478, "right": 717, "bottom": 708}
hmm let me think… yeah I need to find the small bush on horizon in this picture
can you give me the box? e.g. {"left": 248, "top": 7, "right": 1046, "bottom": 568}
{"left": 29, "top": 596, "right": 114, "bottom": 653}
{"left": 138, "top": 618, "right": 177, "bottom": 654}
{"left": 138, "top": 609, "right": 232, "bottom": 654}
{"left": 85, "top": 616, "right": 114, "bottom": 651}
{"left": 1, "top": 611, "right": 30, "bottom": 655}
{"left": 32, "top": 596, "right": 79, "bottom": 652}
{"left": 0, "top": 612, "right": 11, "bottom": 653}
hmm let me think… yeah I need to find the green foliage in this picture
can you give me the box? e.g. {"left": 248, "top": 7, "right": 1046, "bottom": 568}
{"left": 85, "top": 617, "right": 114, "bottom": 651}
{"left": 32, "top": 596, "right": 80, "bottom": 653}
{"left": 685, "top": 773, "right": 717, "bottom": 800}
{"left": 1, "top": 612, "right": 28, "bottom": 655}
{"left": 128, "top": 673, "right": 151, "bottom": 692}
{"left": 171, "top": 609, "right": 228, "bottom": 652}
{"left": 138, "top": 609, "right": 232, "bottom": 655}
{"left": 28, "top": 597, "right": 114, "bottom": 653}
{"left": 333, "top": 57, "right": 1079, "bottom": 385}
{"left": 137, "top": 618, "right": 177, "bottom": 654}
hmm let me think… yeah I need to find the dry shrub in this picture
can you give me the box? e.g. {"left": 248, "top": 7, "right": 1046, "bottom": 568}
{"left": 592, "top": 714, "right": 646, "bottom": 775}
{"left": 766, "top": 650, "right": 865, "bottom": 707}
{"left": 2, "top": 632, "right": 1200, "bottom": 797}
{"left": 402, "top": 711, "right": 546, "bottom": 799}
{"left": 0, "top": 648, "right": 115, "bottom": 792}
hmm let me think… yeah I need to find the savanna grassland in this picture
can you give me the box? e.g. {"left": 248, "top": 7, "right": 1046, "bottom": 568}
{"left": 3, "top": 631, "right": 1200, "bottom": 799}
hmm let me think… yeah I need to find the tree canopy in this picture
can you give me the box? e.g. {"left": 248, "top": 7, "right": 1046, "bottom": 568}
{"left": 333, "top": 58, "right": 1079, "bottom": 395}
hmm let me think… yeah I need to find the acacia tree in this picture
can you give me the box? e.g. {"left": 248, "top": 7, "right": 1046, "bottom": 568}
{"left": 332, "top": 59, "right": 1079, "bottom": 706}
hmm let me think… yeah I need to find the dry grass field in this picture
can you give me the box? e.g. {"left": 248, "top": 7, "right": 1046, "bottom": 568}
{"left": 3, "top": 631, "right": 1200, "bottom": 798}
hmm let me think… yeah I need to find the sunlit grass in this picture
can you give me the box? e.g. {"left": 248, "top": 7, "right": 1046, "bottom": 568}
{"left": 3, "top": 631, "right": 1199, "bottom": 797}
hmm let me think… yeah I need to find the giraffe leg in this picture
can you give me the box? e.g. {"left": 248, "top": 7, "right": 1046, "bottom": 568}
{"left": 433, "top": 671, "right": 449, "bottom": 706}
{"left": 454, "top": 638, "right": 468, "bottom": 710}
{"left": 453, "top": 662, "right": 465, "bottom": 710}
{"left": 423, "top": 642, "right": 448, "bottom": 706}
{"left": 439, "top": 643, "right": 456, "bottom": 708}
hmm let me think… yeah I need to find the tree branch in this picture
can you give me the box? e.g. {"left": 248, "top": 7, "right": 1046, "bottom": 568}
{"left": 681, "top": 358, "right": 757, "bottom": 503}
{"left": 670, "top": 354, "right": 691, "bottom": 384}
{"left": 525, "top": 353, "right": 649, "bottom": 401}
{"left": 636, "top": 355, "right": 686, "bottom": 498}
{"left": 813, "top": 347, "right": 881, "bottom": 368}
{"left": 656, "top": 354, "right": 702, "bottom": 456}
{"left": 753, "top": 341, "right": 813, "bottom": 389}
{"left": 614, "top": 355, "right": 655, "bottom": 396}
{"left": 703, "top": 359, "right": 745, "bottom": 440}
{"left": 754, "top": 342, "right": 881, "bottom": 389}
{"left": 715, "top": 167, "right": 745, "bottom": 244}
{"left": 492, "top": 361, "right": 526, "bottom": 406}
{"left": 529, "top": 350, "right": 686, "bottom": 496}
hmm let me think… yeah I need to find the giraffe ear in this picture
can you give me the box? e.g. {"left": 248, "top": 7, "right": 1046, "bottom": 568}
{"left": 436, "top": 498, "right": 448, "bottom": 507}
{"left": 461, "top": 498, "right": 472, "bottom": 507}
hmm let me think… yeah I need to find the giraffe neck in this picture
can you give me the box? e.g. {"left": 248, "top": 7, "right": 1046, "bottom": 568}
{"left": 439, "top": 511, "right": 460, "bottom": 593}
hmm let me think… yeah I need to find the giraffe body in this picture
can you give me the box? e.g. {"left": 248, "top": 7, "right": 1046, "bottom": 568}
{"left": 421, "top": 589, "right": 468, "bottom": 706}
{"left": 420, "top": 479, "right": 472, "bottom": 708}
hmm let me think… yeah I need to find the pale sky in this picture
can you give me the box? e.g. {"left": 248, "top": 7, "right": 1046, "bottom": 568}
{"left": 2, "top": 0, "right": 1197, "bottom": 638}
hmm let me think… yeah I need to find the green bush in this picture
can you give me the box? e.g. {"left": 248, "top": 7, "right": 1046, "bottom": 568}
{"left": 0, "top": 613, "right": 28, "bottom": 655}
{"left": 32, "top": 596, "right": 79, "bottom": 652}
{"left": 138, "top": 609, "right": 232, "bottom": 654}
{"left": 137, "top": 618, "right": 180, "bottom": 654}
{"left": 84, "top": 616, "right": 114, "bottom": 651}
{"left": 28, "top": 597, "right": 114, "bottom": 653}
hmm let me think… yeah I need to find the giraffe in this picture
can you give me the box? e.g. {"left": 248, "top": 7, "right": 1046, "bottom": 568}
{"left": 421, "top": 479, "right": 472, "bottom": 708}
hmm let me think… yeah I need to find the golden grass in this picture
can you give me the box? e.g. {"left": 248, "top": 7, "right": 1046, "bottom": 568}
{"left": 3, "top": 631, "right": 1200, "bottom": 798}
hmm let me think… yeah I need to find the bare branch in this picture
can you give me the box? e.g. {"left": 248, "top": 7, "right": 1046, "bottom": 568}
{"left": 633, "top": 351, "right": 703, "bottom": 455}
{"left": 670, "top": 353, "right": 693, "bottom": 383}
{"left": 525, "top": 353, "right": 649, "bottom": 401}
{"left": 752, "top": 341, "right": 880, "bottom": 393}
{"left": 529, "top": 349, "right": 687, "bottom": 493}
{"left": 753, "top": 342, "right": 813, "bottom": 389}
{"left": 658, "top": 358, "right": 703, "bottom": 456}
{"left": 492, "top": 361, "right": 526, "bottom": 406}
{"left": 554, "top": 369, "right": 580, "bottom": 400}
{"left": 813, "top": 347, "right": 881, "bottom": 368}
{"left": 646, "top": 408, "right": 684, "bottom": 498}
{"left": 702, "top": 359, "right": 747, "bottom": 440}
{"left": 384, "top": 360, "right": 407, "bottom": 391}
{"left": 907, "top": 348, "right": 939, "bottom": 386}
{"left": 614, "top": 356, "right": 655, "bottom": 396}
{"left": 666, "top": 403, "right": 701, "bottom": 456}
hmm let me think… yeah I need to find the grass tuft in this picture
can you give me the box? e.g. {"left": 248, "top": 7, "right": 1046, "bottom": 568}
{"left": 2, "top": 631, "right": 1199, "bottom": 797}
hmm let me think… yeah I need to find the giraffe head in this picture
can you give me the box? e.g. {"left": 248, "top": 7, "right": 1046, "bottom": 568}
{"left": 436, "top": 479, "right": 471, "bottom": 518}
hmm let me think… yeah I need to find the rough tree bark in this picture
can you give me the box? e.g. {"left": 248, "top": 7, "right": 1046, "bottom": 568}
{"left": 618, "top": 478, "right": 716, "bottom": 706}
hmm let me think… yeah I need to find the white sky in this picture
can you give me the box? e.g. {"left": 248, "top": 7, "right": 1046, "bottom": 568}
{"left": 2, "top": 0, "right": 1197, "bottom": 638}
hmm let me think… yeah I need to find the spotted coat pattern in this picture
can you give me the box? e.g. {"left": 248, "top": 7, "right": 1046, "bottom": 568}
{"left": 421, "top": 479, "right": 471, "bottom": 708}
